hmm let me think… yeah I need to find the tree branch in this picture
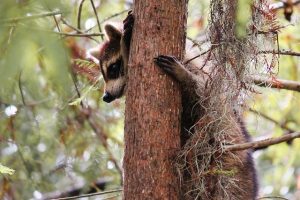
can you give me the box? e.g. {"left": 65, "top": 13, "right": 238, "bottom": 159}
{"left": 89, "top": 0, "right": 104, "bottom": 40}
{"left": 6, "top": 24, "right": 104, "bottom": 38}
{"left": 87, "top": 117, "right": 123, "bottom": 180}
{"left": 225, "top": 132, "right": 300, "bottom": 152}
{"left": 77, "top": 0, "right": 86, "bottom": 30}
{"left": 252, "top": 76, "right": 300, "bottom": 92}
{"left": 61, "top": 18, "right": 99, "bottom": 43}
{"left": 259, "top": 49, "right": 300, "bottom": 57}
{"left": 85, "top": 9, "right": 130, "bottom": 32}
{"left": 41, "top": 177, "right": 117, "bottom": 200}
{"left": 99, "top": 9, "right": 130, "bottom": 24}
{"left": 68, "top": 58, "right": 122, "bottom": 180}
{"left": 56, "top": 32, "right": 104, "bottom": 37}
{"left": 57, "top": 194, "right": 120, "bottom": 200}
{"left": 0, "top": 11, "right": 62, "bottom": 23}
{"left": 18, "top": 70, "right": 26, "bottom": 106}
{"left": 52, "top": 15, "right": 61, "bottom": 32}
{"left": 249, "top": 108, "right": 296, "bottom": 133}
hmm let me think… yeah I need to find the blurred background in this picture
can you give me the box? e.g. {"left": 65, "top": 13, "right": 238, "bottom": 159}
{"left": 0, "top": 0, "right": 300, "bottom": 199}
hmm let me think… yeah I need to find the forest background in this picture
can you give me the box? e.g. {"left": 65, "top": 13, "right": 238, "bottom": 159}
{"left": 0, "top": 0, "right": 300, "bottom": 199}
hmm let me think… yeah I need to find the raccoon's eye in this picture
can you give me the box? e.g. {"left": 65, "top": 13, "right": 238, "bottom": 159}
{"left": 107, "top": 60, "right": 121, "bottom": 79}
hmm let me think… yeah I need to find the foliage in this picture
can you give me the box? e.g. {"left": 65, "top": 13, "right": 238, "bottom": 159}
{"left": 0, "top": 164, "right": 14, "bottom": 175}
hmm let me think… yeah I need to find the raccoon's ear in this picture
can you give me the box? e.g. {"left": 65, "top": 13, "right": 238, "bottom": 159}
{"left": 86, "top": 46, "right": 100, "bottom": 64}
{"left": 104, "top": 24, "right": 122, "bottom": 41}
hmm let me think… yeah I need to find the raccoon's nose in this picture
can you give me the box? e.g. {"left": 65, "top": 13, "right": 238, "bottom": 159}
{"left": 102, "top": 92, "right": 115, "bottom": 103}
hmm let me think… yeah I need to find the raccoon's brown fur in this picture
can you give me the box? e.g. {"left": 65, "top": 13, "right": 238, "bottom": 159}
{"left": 154, "top": 52, "right": 258, "bottom": 200}
{"left": 89, "top": 12, "right": 258, "bottom": 200}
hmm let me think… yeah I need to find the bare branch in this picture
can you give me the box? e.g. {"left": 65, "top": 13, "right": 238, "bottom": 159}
{"left": 61, "top": 18, "right": 81, "bottom": 32}
{"left": 68, "top": 64, "right": 123, "bottom": 180}
{"left": 252, "top": 76, "right": 300, "bottom": 92}
{"left": 52, "top": 15, "right": 61, "bottom": 32}
{"left": 0, "top": 10, "right": 62, "bottom": 23}
{"left": 225, "top": 132, "right": 300, "bottom": 152}
{"left": 257, "top": 196, "right": 288, "bottom": 200}
{"left": 70, "top": 64, "right": 85, "bottom": 108}
{"left": 100, "top": 9, "right": 130, "bottom": 24}
{"left": 183, "top": 47, "right": 213, "bottom": 64}
{"left": 61, "top": 18, "right": 99, "bottom": 43}
{"left": 6, "top": 24, "right": 104, "bottom": 38}
{"left": 89, "top": 0, "right": 104, "bottom": 40}
{"left": 41, "top": 177, "right": 119, "bottom": 200}
{"left": 57, "top": 192, "right": 121, "bottom": 200}
{"left": 56, "top": 32, "right": 104, "bottom": 37}
{"left": 18, "top": 70, "right": 26, "bottom": 106}
{"left": 87, "top": 117, "right": 123, "bottom": 180}
{"left": 249, "top": 108, "right": 296, "bottom": 133}
{"left": 85, "top": 9, "right": 130, "bottom": 32}
{"left": 259, "top": 49, "right": 300, "bottom": 57}
{"left": 77, "top": 0, "right": 86, "bottom": 30}
{"left": 186, "top": 36, "right": 209, "bottom": 48}
{"left": 0, "top": 98, "right": 52, "bottom": 108}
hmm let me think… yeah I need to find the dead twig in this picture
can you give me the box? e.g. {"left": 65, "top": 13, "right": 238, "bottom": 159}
{"left": 184, "top": 47, "right": 214, "bottom": 65}
{"left": 6, "top": 24, "right": 104, "bottom": 37}
{"left": 68, "top": 65, "right": 123, "bottom": 180}
{"left": 77, "top": 0, "right": 86, "bottom": 30}
{"left": 85, "top": 9, "right": 130, "bottom": 32}
{"left": 259, "top": 49, "right": 300, "bottom": 57}
{"left": 57, "top": 32, "right": 104, "bottom": 37}
{"left": 249, "top": 108, "right": 295, "bottom": 133}
{"left": 61, "top": 18, "right": 99, "bottom": 43}
{"left": 225, "top": 132, "right": 300, "bottom": 152}
{"left": 89, "top": 0, "right": 104, "bottom": 40}
{"left": 252, "top": 76, "right": 300, "bottom": 92}
{"left": 43, "top": 185, "right": 121, "bottom": 200}
{"left": 87, "top": 117, "right": 123, "bottom": 180}
{"left": 0, "top": 10, "right": 62, "bottom": 23}
{"left": 52, "top": 15, "right": 61, "bottom": 32}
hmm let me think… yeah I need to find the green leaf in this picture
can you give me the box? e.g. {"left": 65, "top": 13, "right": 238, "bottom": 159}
{"left": 0, "top": 164, "right": 15, "bottom": 175}
{"left": 69, "top": 84, "right": 96, "bottom": 106}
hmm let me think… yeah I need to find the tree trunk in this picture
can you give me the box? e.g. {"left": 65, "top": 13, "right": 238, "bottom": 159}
{"left": 123, "top": 1, "right": 188, "bottom": 199}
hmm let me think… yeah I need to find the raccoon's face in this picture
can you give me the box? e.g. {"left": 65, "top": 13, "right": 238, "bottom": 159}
{"left": 100, "top": 53, "right": 126, "bottom": 103}
{"left": 98, "top": 24, "right": 127, "bottom": 103}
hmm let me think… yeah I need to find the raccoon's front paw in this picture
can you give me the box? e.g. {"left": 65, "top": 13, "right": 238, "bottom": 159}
{"left": 123, "top": 11, "right": 134, "bottom": 47}
{"left": 123, "top": 11, "right": 134, "bottom": 31}
{"left": 154, "top": 55, "right": 188, "bottom": 82}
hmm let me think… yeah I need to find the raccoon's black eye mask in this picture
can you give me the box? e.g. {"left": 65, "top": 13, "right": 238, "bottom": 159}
{"left": 107, "top": 59, "right": 122, "bottom": 79}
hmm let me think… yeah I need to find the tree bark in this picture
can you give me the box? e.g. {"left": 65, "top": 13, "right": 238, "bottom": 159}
{"left": 123, "top": 1, "right": 188, "bottom": 199}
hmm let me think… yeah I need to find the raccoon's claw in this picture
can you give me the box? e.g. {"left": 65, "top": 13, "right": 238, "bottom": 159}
{"left": 154, "top": 55, "right": 189, "bottom": 82}
{"left": 123, "top": 11, "right": 134, "bottom": 34}
{"left": 123, "top": 11, "right": 134, "bottom": 49}
{"left": 123, "top": 11, "right": 134, "bottom": 28}
{"left": 154, "top": 55, "right": 180, "bottom": 73}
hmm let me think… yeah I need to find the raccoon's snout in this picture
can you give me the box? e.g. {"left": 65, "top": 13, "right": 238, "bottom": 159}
{"left": 103, "top": 92, "right": 115, "bottom": 103}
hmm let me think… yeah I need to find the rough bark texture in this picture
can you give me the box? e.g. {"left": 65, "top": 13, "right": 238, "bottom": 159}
{"left": 123, "top": 1, "right": 188, "bottom": 199}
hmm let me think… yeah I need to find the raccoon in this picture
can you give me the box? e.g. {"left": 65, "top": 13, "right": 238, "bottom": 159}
{"left": 89, "top": 12, "right": 258, "bottom": 200}
{"left": 87, "top": 13, "right": 133, "bottom": 103}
